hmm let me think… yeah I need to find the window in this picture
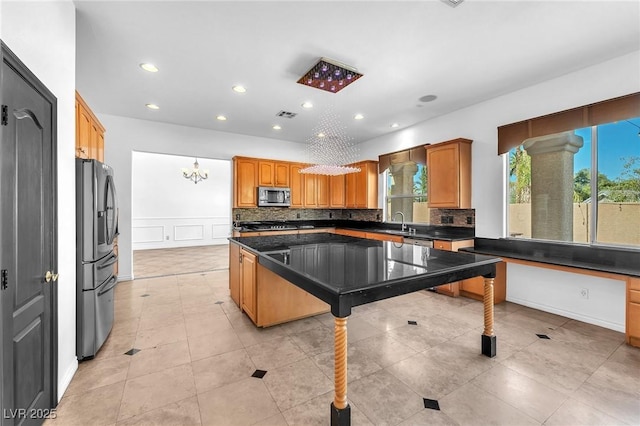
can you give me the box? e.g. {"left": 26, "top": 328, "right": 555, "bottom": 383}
{"left": 508, "top": 117, "right": 640, "bottom": 247}
{"left": 384, "top": 163, "right": 430, "bottom": 224}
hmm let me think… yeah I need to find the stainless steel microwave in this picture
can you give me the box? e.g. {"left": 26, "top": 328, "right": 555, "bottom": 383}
{"left": 258, "top": 187, "right": 291, "bottom": 207}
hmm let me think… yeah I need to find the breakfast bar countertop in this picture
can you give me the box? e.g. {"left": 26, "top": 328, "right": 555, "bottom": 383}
{"left": 233, "top": 219, "right": 476, "bottom": 242}
{"left": 229, "top": 232, "right": 499, "bottom": 317}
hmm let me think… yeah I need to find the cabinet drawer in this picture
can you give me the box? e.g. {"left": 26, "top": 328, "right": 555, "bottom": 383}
{"left": 433, "top": 240, "right": 452, "bottom": 250}
{"left": 629, "top": 290, "right": 640, "bottom": 304}
{"left": 629, "top": 277, "right": 640, "bottom": 291}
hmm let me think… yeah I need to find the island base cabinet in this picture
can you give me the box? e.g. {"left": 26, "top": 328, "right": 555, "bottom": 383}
{"left": 459, "top": 261, "right": 506, "bottom": 304}
{"left": 230, "top": 242, "right": 329, "bottom": 327}
{"left": 229, "top": 243, "right": 241, "bottom": 307}
{"left": 257, "top": 265, "right": 329, "bottom": 327}
{"left": 240, "top": 249, "right": 258, "bottom": 324}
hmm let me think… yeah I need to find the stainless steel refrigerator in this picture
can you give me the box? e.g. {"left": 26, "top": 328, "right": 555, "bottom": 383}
{"left": 76, "top": 158, "right": 119, "bottom": 360}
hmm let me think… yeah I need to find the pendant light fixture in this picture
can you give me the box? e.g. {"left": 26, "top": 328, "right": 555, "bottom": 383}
{"left": 182, "top": 158, "right": 209, "bottom": 184}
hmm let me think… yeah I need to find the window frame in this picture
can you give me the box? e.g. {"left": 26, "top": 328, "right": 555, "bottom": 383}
{"left": 505, "top": 121, "right": 639, "bottom": 250}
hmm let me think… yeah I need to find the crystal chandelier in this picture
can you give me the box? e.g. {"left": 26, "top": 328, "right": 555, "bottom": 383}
{"left": 297, "top": 57, "right": 363, "bottom": 94}
{"left": 300, "top": 108, "right": 361, "bottom": 175}
{"left": 182, "top": 158, "right": 208, "bottom": 184}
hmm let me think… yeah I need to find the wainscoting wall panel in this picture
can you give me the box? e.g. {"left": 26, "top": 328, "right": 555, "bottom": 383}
{"left": 174, "top": 224, "right": 204, "bottom": 241}
{"left": 132, "top": 225, "right": 165, "bottom": 244}
{"left": 132, "top": 216, "right": 230, "bottom": 250}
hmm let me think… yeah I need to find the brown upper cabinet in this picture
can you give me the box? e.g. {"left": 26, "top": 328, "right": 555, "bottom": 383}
{"left": 233, "top": 156, "right": 378, "bottom": 209}
{"left": 304, "top": 174, "right": 330, "bottom": 208}
{"left": 346, "top": 161, "right": 378, "bottom": 209}
{"left": 329, "top": 174, "right": 346, "bottom": 208}
{"left": 233, "top": 157, "right": 258, "bottom": 207}
{"left": 289, "top": 163, "right": 305, "bottom": 208}
{"left": 258, "top": 160, "right": 290, "bottom": 187}
{"left": 426, "top": 138, "right": 472, "bottom": 209}
{"left": 75, "top": 91, "right": 105, "bottom": 162}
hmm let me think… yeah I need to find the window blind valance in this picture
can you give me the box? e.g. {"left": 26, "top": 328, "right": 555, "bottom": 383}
{"left": 497, "top": 92, "right": 640, "bottom": 155}
{"left": 378, "top": 145, "right": 428, "bottom": 173}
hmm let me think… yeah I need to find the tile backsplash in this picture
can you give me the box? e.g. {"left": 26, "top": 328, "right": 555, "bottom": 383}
{"left": 232, "top": 208, "right": 382, "bottom": 223}
{"left": 233, "top": 207, "right": 474, "bottom": 227}
{"left": 430, "top": 208, "right": 475, "bottom": 227}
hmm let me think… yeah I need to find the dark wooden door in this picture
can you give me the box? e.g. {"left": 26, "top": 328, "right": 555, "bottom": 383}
{"left": 1, "top": 43, "right": 57, "bottom": 426}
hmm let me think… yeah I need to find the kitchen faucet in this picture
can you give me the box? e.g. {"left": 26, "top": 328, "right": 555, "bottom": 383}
{"left": 393, "top": 211, "right": 407, "bottom": 231}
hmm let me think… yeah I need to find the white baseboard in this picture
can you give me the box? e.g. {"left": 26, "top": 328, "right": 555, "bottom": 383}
{"left": 117, "top": 274, "right": 133, "bottom": 282}
{"left": 507, "top": 296, "right": 625, "bottom": 333}
{"left": 57, "top": 359, "right": 78, "bottom": 401}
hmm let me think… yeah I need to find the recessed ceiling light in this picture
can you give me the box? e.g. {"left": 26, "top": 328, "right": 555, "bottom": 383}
{"left": 232, "top": 85, "right": 246, "bottom": 93}
{"left": 216, "top": 115, "right": 227, "bottom": 121}
{"left": 273, "top": 125, "right": 281, "bottom": 130}
{"left": 390, "top": 123, "right": 399, "bottom": 128}
{"left": 354, "top": 114, "right": 364, "bottom": 120}
{"left": 317, "top": 132, "right": 325, "bottom": 138}
{"left": 145, "top": 103, "right": 160, "bottom": 110}
{"left": 140, "top": 63, "right": 159, "bottom": 73}
{"left": 302, "top": 102, "right": 313, "bottom": 109}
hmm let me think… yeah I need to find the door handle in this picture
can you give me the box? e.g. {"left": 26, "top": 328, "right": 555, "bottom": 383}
{"left": 44, "top": 271, "right": 59, "bottom": 283}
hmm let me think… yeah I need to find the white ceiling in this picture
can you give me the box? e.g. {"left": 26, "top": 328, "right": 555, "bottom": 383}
{"left": 74, "top": 0, "right": 640, "bottom": 146}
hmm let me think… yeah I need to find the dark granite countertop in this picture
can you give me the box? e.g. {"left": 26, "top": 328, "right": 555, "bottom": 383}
{"left": 462, "top": 237, "right": 640, "bottom": 277}
{"left": 234, "top": 219, "right": 474, "bottom": 242}
{"left": 230, "top": 233, "right": 499, "bottom": 316}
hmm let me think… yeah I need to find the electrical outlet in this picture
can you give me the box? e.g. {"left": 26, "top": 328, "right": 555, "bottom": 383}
{"left": 441, "top": 215, "right": 454, "bottom": 224}
{"left": 329, "top": 212, "right": 332, "bottom": 218}
{"left": 466, "top": 216, "right": 473, "bottom": 224}
{"left": 376, "top": 213, "right": 380, "bottom": 220}
{"left": 166, "top": 236, "right": 169, "bottom": 240}
{"left": 296, "top": 213, "right": 300, "bottom": 219}
{"left": 235, "top": 214, "right": 240, "bottom": 220}
{"left": 349, "top": 213, "right": 353, "bottom": 218}
{"left": 580, "top": 288, "right": 589, "bottom": 299}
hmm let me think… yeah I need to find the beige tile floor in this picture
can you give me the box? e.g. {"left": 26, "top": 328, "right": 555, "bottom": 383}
{"left": 133, "top": 245, "right": 229, "bottom": 279}
{"left": 49, "top": 246, "right": 640, "bottom": 425}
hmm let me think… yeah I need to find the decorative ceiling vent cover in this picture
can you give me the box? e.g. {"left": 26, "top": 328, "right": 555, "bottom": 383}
{"left": 276, "top": 110, "right": 297, "bottom": 118}
{"left": 441, "top": 0, "right": 464, "bottom": 7}
{"left": 297, "top": 57, "right": 363, "bottom": 94}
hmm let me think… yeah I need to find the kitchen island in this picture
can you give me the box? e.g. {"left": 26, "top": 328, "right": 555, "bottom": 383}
{"left": 229, "top": 233, "right": 500, "bottom": 426}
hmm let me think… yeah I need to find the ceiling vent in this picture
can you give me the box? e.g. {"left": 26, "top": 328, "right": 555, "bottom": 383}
{"left": 276, "top": 110, "right": 297, "bottom": 118}
{"left": 441, "top": 0, "right": 464, "bottom": 7}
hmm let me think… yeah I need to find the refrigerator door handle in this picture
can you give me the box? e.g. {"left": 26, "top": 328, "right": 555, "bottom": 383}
{"left": 105, "top": 175, "right": 119, "bottom": 244}
{"left": 98, "top": 275, "right": 118, "bottom": 296}
{"left": 97, "top": 252, "right": 118, "bottom": 270}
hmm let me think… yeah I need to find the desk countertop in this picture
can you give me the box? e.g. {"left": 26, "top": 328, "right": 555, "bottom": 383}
{"left": 465, "top": 237, "right": 640, "bottom": 277}
{"left": 230, "top": 233, "right": 500, "bottom": 316}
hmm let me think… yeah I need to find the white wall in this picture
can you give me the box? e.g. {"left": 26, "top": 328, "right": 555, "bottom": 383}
{"left": 1, "top": 0, "right": 77, "bottom": 400}
{"left": 359, "top": 50, "right": 640, "bottom": 331}
{"left": 101, "top": 115, "right": 308, "bottom": 280}
{"left": 131, "top": 152, "right": 231, "bottom": 249}
{"left": 507, "top": 264, "right": 626, "bottom": 332}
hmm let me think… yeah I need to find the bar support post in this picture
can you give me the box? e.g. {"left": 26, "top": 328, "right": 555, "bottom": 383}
{"left": 482, "top": 277, "right": 497, "bottom": 357}
{"left": 331, "top": 316, "right": 350, "bottom": 426}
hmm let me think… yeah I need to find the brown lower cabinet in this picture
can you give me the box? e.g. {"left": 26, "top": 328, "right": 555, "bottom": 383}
{"left": 627, "top": 277, "right": 640, "bottom": 347}
{"left": 229, "top": 242, "right": 329, "bottom": 327}
{"left": 459, "top": 261, "right": 506, "bottom": 304}
{"left": 433, "top": 240, "right": 468, "bottom": 297}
